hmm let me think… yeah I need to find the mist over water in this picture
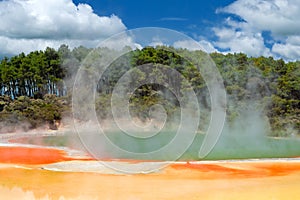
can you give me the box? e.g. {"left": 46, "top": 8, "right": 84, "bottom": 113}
{"left": 66, "top": 29, "right": 300, "bottom": 167}
{"left": 203, "top": 109, "right": 299, "bottom": 160}
{"left": 3, "top": 28, "right": 299, "bottom": 165}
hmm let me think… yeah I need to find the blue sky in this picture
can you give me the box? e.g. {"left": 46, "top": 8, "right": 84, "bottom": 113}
{"left": 72, "top": 0, "right": 234, "bottom": 37}
{"left": 0, "top": 0, "right": 299, "bottom": 61}
{"left": 71, "top": 0, "right": 235, "bottom": 48}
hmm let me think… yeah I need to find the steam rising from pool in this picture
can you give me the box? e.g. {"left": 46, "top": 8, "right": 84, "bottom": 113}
{"left": 67, "top": 28, "right": 300, "bottom": 173}
{"left": 2, "top": 28, "right": 299, "bottom": 173}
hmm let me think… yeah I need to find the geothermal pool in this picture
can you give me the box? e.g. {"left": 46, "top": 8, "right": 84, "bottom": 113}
{"left": 8, "top": 132, "right": 300, "bottom": 160}
{"left": 1, "top": 132, "right": 300, "bottom": 199}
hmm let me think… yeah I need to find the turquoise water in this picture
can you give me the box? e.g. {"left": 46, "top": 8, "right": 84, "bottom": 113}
{"left": 13, "top": 131, "right": 300, "bottom": 161}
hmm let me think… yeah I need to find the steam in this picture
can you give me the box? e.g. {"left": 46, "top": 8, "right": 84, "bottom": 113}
{"left": 67, "top": 28, "right": 226, "bottom": 173}
{"left": 69, "top": 27, "right": 300, "bottom": 172}
{"left": 1, "top": 28, "right": 299, "bottom": 174}
{"left": 203, "top": 60, "right": 300, "bottom": 160}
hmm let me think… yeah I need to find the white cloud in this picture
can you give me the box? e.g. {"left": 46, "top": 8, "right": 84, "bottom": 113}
{"left": 148, "top": 37, "right": 165, "bottom": 47}
{"left": 272, "top": 36, "right": 300, "bottom": 60}
{"left": 213, "top": 26, "right": 271, "bottom": 57}
{"left": 218, "top": 0, "right": 300, "bottom": 38}
{"left": 173, "top": 40, "right": 218, "bottom": 53}
{"left": 0, "top": 0, "right": 126, "bottom": 55}
{"left": 0, "top": 36, "right": 107, "bottom": 56}
{"left": 99, "top": 33, "right": 142, "bottom": 50}
{"left": 214, "top": 0, "right": 300, "bottom": 60}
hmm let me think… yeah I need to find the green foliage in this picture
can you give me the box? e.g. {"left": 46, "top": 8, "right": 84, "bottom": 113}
{"left": 0, "top": 45, "right": 299, "bottom": 135}
{"left": 0, "top": 48, "right": 65, "bottom": 99}
{"left": 0, "top": 94, "right": 69, "bottom": 132}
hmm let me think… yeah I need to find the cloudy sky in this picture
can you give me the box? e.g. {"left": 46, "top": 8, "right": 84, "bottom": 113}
{"left": 0, "top": 0, "right": 299, "bottom": 61}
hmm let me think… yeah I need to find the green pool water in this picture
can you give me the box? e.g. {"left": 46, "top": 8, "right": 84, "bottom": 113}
{"left": 12, "top": 130, "right": 300, "bottom": 161}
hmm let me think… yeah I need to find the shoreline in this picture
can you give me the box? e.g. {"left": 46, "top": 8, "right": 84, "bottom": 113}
{"left": 0, "top": 143, "right": 300, "bottom": 175}
{"left": 1, "top": 137, "right": 300, "bottom": 199}
{"left": 0, "top": 129, "right": 66, "bottom": 143}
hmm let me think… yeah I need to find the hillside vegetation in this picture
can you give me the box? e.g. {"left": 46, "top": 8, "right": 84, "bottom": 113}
{"left": 0, "top": 45, "right": 299, "bottom": 136}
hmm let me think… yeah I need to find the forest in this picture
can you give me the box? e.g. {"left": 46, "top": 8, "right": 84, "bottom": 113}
{"left": 0, "top": 45, "right": 299, "bottom": 136}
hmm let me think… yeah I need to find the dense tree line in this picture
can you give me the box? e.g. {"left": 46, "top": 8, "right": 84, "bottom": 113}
{"left": 94, "top": 47, "right": 300, "bottom": 136}
{"left": 0, "top": 45, "right": 299, "bottom": 136}
{"left": 0, "top": 48, "right": 65, "bottom": 99}
{"left": 0, "top": 45, "right": 92, "bottom": 131}
{"left": 212, "top": 53, "right": 300, "bottom": 135}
